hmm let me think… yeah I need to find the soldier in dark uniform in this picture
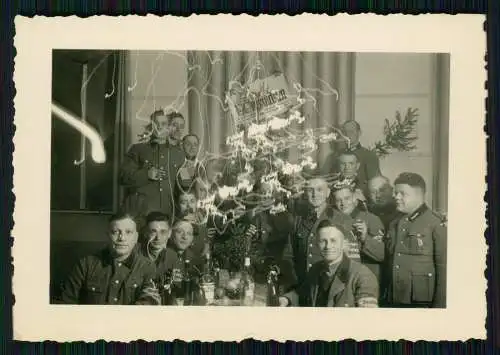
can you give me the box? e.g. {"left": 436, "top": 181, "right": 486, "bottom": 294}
{"left": 119, "top": 110, "right": 186, "bottom": 221}
{"left": 284, "top": 177, "right": 353, "bottom": 290}
{"left": 331, "top": 180, "right": 385, "bottom": 283}
{"left": 321, "top": 120, "right": 381, "bottom": 193}
{"left": 367, "top": 175, "right": 402, "bottom": 231}
{"left": 385, "top": 172, "right": 447, "bottom": 308}
{"left": 59, "top": 212, "right": 160, "bottom": 305}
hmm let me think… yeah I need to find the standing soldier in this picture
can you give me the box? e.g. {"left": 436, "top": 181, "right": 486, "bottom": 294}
{"left": 385, "top": 172, "right": 447, "bottom": 308}
{"left": 119, "top": 110, "right": 186, "bottom": 221}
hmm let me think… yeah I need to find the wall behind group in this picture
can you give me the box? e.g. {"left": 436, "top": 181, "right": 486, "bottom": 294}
{"left": 126, "top": 50, "right": 188, "bottom": 147}
{"left": 354, "top": 53, "right": 442, "bottom": 207}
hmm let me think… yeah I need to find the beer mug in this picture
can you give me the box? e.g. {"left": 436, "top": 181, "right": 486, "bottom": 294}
{"left": 200, "top": 282, "right": 215, "bottom": 305}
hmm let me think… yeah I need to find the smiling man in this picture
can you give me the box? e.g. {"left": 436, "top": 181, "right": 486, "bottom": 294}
{"left": 279, "top": 219, "right": 378, "bottom": 307}
{"left": 59, "top": 212, "right": 160, "bottom": 305}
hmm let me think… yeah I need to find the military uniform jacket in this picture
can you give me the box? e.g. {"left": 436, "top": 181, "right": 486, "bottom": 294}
{"left": 385, "top": 204, "right": 447, "bottom": 307}
{"left": 59, "top": 248, "right": 158, "bottom": 305}
{"left": 119, "top": 141, "right": 185, "bottom": 218}
{"left": 283, "top": 255, "right": 379, "bottom": 307}
{"left": 285, "top": 206, "right": 354, "bottom": 288}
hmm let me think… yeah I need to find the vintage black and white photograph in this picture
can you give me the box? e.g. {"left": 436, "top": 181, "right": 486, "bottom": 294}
{"left": 13, "top": 15, "right": 486, "bottom": 342}
{"left": 49, "top": 49, "right": 450, "bottom": 309}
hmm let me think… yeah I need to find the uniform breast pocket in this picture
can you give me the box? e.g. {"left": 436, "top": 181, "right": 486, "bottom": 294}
{"left": 83, "top": 283, "right": 105, "bottom": 305}
{"left": 411, "top": 272, "right": 435, "bottom": 303}
{"left": 124, "top": 280, "right": 142, "bottom": 304}
{"left": 407, "top": 232, "right": 431, "bottom": 255}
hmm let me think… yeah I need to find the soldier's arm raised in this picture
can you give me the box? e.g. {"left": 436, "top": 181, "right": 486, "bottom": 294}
{"left": 432, "top": 222, "right": 447, "bottom": 308}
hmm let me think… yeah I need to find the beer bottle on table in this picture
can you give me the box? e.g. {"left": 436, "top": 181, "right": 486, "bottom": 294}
{"left": 182, "top": 259, "right": 193, "bottom": 306}
{"left": 200, "top": 252, "right": 215, "bottom": 304}
{"left": 266, "top": 266, "right": 280, "bottom": 307}
{"left": 239, "top": 257, "right": 255, "bottom": 306}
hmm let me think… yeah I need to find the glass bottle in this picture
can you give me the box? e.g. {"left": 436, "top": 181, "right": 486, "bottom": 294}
{"left": 266, "top": 266, "right": 280, "bottom": 307}
{"left": 200, "top": 253, "right": 215, "bottom": 304}
{"left": 181, "top": 259, "right": 193, "bottom": 306}
{"left": 239, "top": 257, "right": 255, "bottom": 306}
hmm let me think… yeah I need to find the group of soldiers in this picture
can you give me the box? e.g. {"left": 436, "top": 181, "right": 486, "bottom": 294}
{"left": 57, "top": 110, "right": 447, "bottom": 308}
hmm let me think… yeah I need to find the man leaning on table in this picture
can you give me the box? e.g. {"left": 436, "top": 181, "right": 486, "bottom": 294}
{"left": 279, "top": 219, "right": 379, "bottom": 308}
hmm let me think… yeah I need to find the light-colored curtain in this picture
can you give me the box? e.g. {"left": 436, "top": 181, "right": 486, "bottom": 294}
{"left": 431, "top": 54, "right": 450, "bottom": 213}
{"left": 186, "top": 51, "right": 355, "bottom": 177}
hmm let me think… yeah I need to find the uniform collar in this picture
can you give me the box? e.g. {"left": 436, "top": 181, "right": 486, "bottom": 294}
{"left": 408, "top": 203, "right": 428, "bottom": 222}
{"left": 103, "top": 246, "right": 138, "bottom": 268}
{"left": 322, "top": 254, "right": 350, "bottom": 284}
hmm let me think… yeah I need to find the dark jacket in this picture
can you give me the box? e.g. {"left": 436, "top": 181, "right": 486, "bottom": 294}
{"left": 321, "top": 144, "right": 381, "bottom": 191}
{"left": 119, "top": 141, "right": 185, "bottom": 219}
{"left": 283, "top": 255, "right": 379, "bottom": 307}
{"left": 59, "top": 248, "right": 158, "bottom": 305}
{"left": 385, "top": 204, "right": 447, "bottom": 308}
{"left": 368, "top": 201, "right": 403, "bottom": 232}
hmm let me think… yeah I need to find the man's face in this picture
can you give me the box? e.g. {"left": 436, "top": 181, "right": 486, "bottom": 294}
{"left": 305, "top": 178, "right": 330, "bottom": 208}
{"left": 109, "top": 218, "right": 138, "bottom": 259}
{"left": 334, "top": 188, "right": 357, "bottom": 215}
{"left": 338, "top": 154, "right": 360, "bottom": 178}
{"left": 172, "top": 221, "right": 194, "bottom": 251}
{"left": 342, "top": 121, "right": 361, "bottom": 146}
{"left": 169, "top": 116, "right": 185, "bottom": 142}
{"left": 182, "top": 135, "right": 199, "bottom": 159}
{"left": 178, "top": 193, "right": 197, "bottom": 217}
{"left": 318, "top": 226, "right": 345, "bottom": 263}
{"left": 147, "top": 221, "right": 171, "bottom": 249}
{"left": 394, "top": 184, "right": 423, "bottom": 214}
{"left": 368, "top": 178, "right": 393, "bottom": 207}
{"left": 153, "top": 115, "right": 170, "bottom": 139}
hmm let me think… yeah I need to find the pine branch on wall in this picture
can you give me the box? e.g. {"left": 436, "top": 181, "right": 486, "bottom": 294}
{"left": 370, "top": 107, "right": 419, "bottom": 158}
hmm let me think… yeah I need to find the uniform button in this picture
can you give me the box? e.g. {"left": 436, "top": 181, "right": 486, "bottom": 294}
{"left": 308, "top": 253, "right": 312, "bottom": 257}
{"left": 400, "top": 241, "right": 404, "bottom": 244}
{"left": 402, "top": 228, "right": 406, "bottom": 232}
{"left": 91, "top": 287, "right": 96, "bottom": 291}
{"left": 309, "top": 244, "right": 313, "bottom": 247}
{"left": 428, "top": 273, "right": 433, "bottom": 277}
{"left": 397, "top": 253, "right": 401, "bottom": 257}
{"left": 114, "top": 280, "right": 119, "bottom": 284}
{"left": 395, "top": 265, "right": 400, "bottom": 269}
{"left": 160, "top": 155, "right": 164, "bottom": 158}
{"left": 344, "top": 304, "right": 349, "bottom": 307}
{"left": 117, "top": 263, "right": 122, "bottom": 267}
{"left": 159, "top": 188, "right": 163, "bottom": 192}
{"left": 113, "top": 298, "right": 118, "bottom": 302}
{"left": 308, "top": 263, "right": 312, "bottom": 268}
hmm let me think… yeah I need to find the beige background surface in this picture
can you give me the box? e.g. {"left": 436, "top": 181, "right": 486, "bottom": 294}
{"left": 12, "top": 14, "right": 486, "bottom": 342}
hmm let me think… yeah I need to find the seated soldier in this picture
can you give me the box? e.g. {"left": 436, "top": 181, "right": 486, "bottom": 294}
{"left": 140, "top": 211, "right": 172, "bottom": 263}
{"left": 159, "top": 220, "right": 204, "bottom": 282}
{"left": 279, "top": 219, "right": 378, "bottom": 307}
{"left": 331, "top": 179, "right": 385, "bottom": 282}
{"left": 59, "top": 212, "right": 160, "bottom": 305}
{"left": 174, "top": 188, "right": 208, "bottom": 256}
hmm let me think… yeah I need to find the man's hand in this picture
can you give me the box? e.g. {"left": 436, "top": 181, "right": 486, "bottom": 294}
{"left": 148, "top": 167, "right": 167, "bottom": 181}
{"left": 353, "top": 219, "right": 368, "bottom": 242}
